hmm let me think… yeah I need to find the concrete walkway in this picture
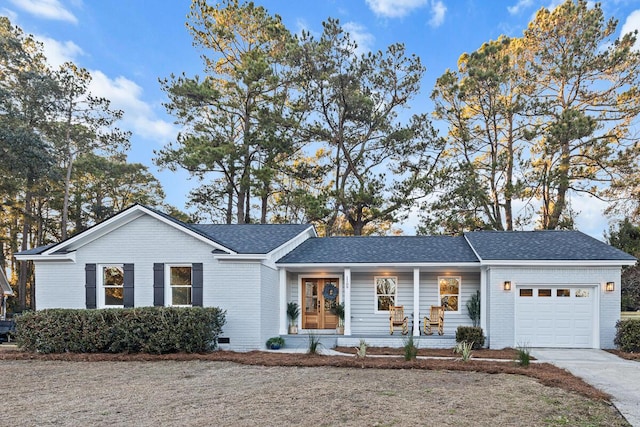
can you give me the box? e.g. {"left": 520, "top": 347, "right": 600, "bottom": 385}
{"left": 530, "top": 348, "right": 640, "bottom": 427}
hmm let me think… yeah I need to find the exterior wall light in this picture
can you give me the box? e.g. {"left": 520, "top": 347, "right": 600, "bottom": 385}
{"left": 503, "top": 281, "right": 512, "bottom": 291}
{"left": 605, "top": 282, "right": 615, "bottom": 292}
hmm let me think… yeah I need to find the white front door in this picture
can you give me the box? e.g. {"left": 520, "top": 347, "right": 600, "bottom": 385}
{"left": 515, "top": 285, "right": 597, "bottom": 348}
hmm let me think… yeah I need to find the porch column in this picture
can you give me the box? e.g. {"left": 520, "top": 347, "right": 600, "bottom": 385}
{"left": 480, "top": 266, "right": 487, "bottom": 333}
{"left": 279, "top": 268, "right": 287, "bottom": 335}
{"left": 413, "top": 268, "right": 420, "bottom": 336}
{"left": 344, "top": 268, "right": 351, "bottom": 335}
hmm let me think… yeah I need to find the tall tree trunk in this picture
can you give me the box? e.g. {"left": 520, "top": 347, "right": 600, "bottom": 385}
{"left": 61, "top": 157, "right": 74, "bottom": 240}
{"left": 547, "top": 143, "right": 571, "bottom": 229}
{"left": 18, "top": 183, "right": 32, "bottom": 311}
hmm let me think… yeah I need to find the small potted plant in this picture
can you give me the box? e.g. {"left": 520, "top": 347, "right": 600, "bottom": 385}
{"left": 332, "top": 302, "right": 345, "bottom": 334}
{"left": 266, "top": 336, "right": 285, "bottom": 350}
{"left": 287, "top": 302, "right": 300, "bottom": 334}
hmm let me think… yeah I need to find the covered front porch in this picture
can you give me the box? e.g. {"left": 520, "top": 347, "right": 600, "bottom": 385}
{"left": 277, "top": 264, "right": 484, "bottom": 340}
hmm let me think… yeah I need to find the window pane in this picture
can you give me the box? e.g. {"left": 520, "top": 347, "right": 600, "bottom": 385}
{"left": 105, "top": 287, "right": 123, "bottom": 306}
{"left": 576, "top": 289, "right": 590, "bottom": 298}
{"left": 103, "top": 266, "right": 124, "bottom": 287}
{"left": 170, "top": 267, "right": 191, "bottom": 286}
{"left": 441, "top": 295, "right": 458, "bottom": 311}
{"left": 376, "top": 277, "right": 396, "bottom": 295}
{"left": 520, "top": 289, "right": 533, "bottom": 297}
{"left": 377, "top": 295, "right": 394, "bottom": 311}
{"left": 439, "top": 277, "right": 459, "bottom": 295}
{"left": 557, "top": 289, "right": 570, "bottom": 297}
{"left": 538, "top": 289, "right": 551, "bottom": 297}
{"left": 172, "top": 287, "right": 192, "bottom": 305}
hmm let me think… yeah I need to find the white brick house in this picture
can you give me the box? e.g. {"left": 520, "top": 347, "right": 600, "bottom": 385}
{"left": 16, "top": 204, "right": 636, "bottom": 351}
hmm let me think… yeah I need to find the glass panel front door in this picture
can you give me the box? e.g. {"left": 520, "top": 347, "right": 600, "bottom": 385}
{"left": 302, "top": 278, "right": 339, "bottom": 329}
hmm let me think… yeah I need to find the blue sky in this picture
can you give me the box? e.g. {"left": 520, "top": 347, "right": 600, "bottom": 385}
{"left": 3, "top": 0, "right": 640, "bottom": 238}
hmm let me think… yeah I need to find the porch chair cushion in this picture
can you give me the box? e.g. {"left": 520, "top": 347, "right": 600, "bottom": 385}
{"left": 389, "top": 305, "right": 409, "bottom": 335}
{"left": 423, "top": 305, "right": 444, "bottom": 335}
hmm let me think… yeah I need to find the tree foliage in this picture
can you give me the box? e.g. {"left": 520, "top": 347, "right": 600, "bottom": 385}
{"left": 294, "top": 18, "right": 444, "bottom": 235}
{"left": 157, "top": 0, "right": 301, "bottom": 224}
{"left": 424, "top": 0, "right": 640, "bottom": 233}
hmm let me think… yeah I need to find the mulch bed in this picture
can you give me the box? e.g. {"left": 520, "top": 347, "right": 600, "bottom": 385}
{"left": 0, "top": 347, "right": 608, "bottom": 402}
{"left": 334, "top": 346, "right": 523, "bottom": 359}
{"left": 606, "top": 349, "right": 640, "bottom": 361}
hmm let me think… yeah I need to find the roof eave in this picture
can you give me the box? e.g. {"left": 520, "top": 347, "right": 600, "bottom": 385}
{"left": 265, "top": 225, "right": 317, "bottom": 257}
{"left": 14, "top": 252, "right": 76, "bottom": 262}
{"left": 276, "top": 262, "right": 480, "bottom": 268}
{"left": 481, "top": 259, "right": 636, "bottom": 267}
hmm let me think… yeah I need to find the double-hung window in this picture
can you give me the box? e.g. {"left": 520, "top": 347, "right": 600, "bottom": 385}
{"left": 439, "top": 276, "right": 461, "bottom": 312}
{"left": 375, "top": 276, "right": 397, "bottom": 312}
{"left": 168, "top": 265, "right": 192, "bottom": 306}
{"left": 101, "top": 265, "right": 124, "bottom": 307}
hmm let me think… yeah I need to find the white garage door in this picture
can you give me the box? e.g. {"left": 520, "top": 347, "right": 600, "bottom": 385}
{"left": 515, "top": 286, "right": 596, "bottom": 348}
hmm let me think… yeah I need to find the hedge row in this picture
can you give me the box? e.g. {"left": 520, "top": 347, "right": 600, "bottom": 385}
{"left": 16, "top": 307, "right": 226, "bottom": 354}
{"left": 615, "top": 319, "right": 640, "bottom": 353}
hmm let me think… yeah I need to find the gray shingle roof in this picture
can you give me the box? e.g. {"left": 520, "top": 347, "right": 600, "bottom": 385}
{"left": 191, "top": 224, "right": 312, "bottom": 254}
{"left": 277, "top": 236, "right": 480, "bottom": 264}
{"left": 464, "top": 230, "right": 637, "bottom": 261}
{"left": 15, "top": 244, "right": 56, "bottom": 256}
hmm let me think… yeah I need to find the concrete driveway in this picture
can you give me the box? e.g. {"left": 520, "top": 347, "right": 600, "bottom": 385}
{"left": 530, "top": 349, "right": 639, "bottom": 427}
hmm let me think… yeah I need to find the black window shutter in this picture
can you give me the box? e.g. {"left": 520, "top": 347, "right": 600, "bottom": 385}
{"left": 192, "top": 263, "right": 203, "bottom": 307}
{"left": 153, "top": 263, "right": 164, "bottom": 306}
{"left": 85, "top": 264, "right": 97, "bottom": 309}
{"left": 123, "top": 264, "right": 134, "bottom": 308}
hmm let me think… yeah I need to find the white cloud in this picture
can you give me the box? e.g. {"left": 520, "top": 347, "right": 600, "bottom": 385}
{"left": 35, "top": 35, "right": 83, "bottom": 67}
{"left": 507, "top": 0, "right": 534, "bottom": 15}
{"left": 365, "top": 0, "right": 428, "bottom": 19}
{"left": 428, "top": 0, "right": 446, "bottom": 28}
{"left": 8, "top": 0, "right": 77, "bottom": 24}
{"left": 621, "top": 9, "right": 640, "bottom": 50}
{"left": 1, "top": 8, "right": 19, "bottom": 22}
{"left": 89, "top": 71, "right": 176, "bottom": 142}
{"left": 343, "top": 22, "right": 375, "bottom": 54}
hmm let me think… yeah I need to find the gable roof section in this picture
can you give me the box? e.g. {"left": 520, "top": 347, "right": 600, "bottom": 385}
{"left": 191, "top": 224, "right": 314, "bottom": 254}
{"left": 277, "top": 236, "right": 479, "bottom": 264}
{"left": 464, "top": 230, "right": 637, "bottom": 262}
{"left": 15, "top": 204, "right": 315, "bottom": 259}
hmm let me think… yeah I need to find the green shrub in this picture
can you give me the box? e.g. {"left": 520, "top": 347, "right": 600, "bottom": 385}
{"left": 355, "top": 339, "right": 368, "bottom": 359}
{"left": 454, "top": 341, "right": 473, "bottom": 362}
{"left": 455, "top": 326, "right": 485, "bottom": 350}
{"left": 307, "top": 333, "right": 322, "bottom": 354}
{"left": 265, "top": 336, "right": 285, "bottom": 349}
{"left": 614, "top": 319, "right": 640, "bottom": 353}
{"left": 15, "top": 307, "right": 226, "bottom": 354}
{"left": 515, "top": 343, "right": 531, "bottom": 367}
{"left": 403, "top": 335, "right": 418, "bottom": 361}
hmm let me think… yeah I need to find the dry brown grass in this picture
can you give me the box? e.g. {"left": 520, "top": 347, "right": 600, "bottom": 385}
{"left": 0, "top": 348, "right": 630, "bottom": 426}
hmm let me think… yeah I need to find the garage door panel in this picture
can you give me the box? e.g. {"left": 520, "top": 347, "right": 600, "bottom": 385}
{"left": 515, "top": 285, "right": 595, "bottom": 348}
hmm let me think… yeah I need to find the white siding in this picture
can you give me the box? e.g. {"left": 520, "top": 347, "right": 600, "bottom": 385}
{"left": 418, "top": 272, "right": 480, "bottom": 336}
{"left": 259, "top": 265, "right": 280, "bottom": 347}
{"left": 487, "top": 266, "right": 621, "bottom": 349}
{"left": 34, "top": 213, "right": 274, "bottom": 351}
{"left": 350, "top": 272, "right": 414, "bottom": 334}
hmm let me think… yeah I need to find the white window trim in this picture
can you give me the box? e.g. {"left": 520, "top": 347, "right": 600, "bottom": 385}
{"left": 165, "top": 264, "right": 193, "bottom": 307}
{"left": 438, "top": 276, "right": 461, "bottom": 313}
{"left": 98, "top": 264, "right": 124, "bottom": 309}
{"left": 374, "top": 276, "right": 398, "bottom": 314}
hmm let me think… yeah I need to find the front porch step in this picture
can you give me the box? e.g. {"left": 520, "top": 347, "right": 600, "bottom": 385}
{"left": 337, "top": 335, "right": 456, "bottom": 349}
